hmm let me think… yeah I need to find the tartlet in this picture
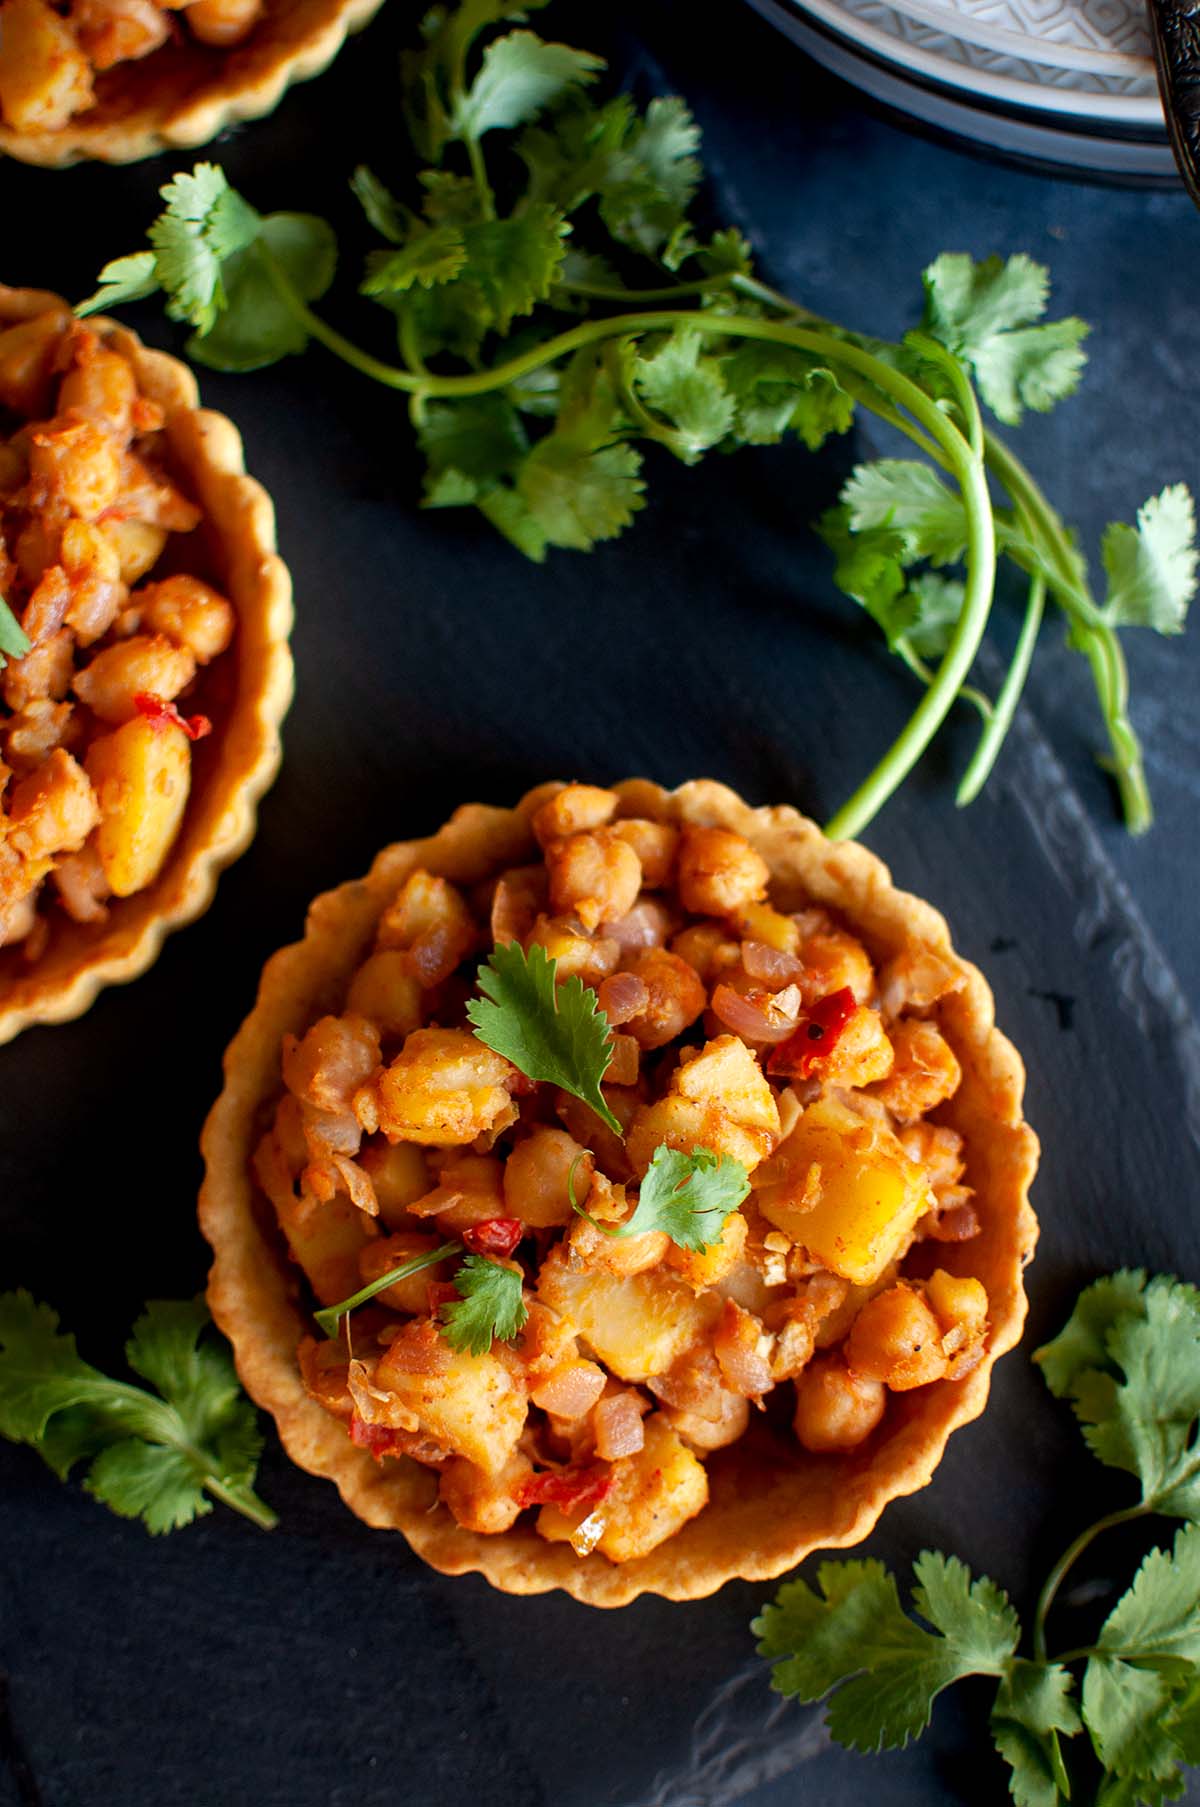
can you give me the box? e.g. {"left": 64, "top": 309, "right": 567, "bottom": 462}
{"left": 0, "top": 286, "right": 293, "bottom": 1044}
{"left": 200, "top": 780, "right": 1038, "bottom": 1606}
{"left": 0, "top": 0, "right": 384, "bottom": 166}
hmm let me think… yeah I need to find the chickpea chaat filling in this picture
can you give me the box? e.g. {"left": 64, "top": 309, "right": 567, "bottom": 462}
{"left": 0, "top": 306, "right": 235, "bottom": 959}
{"left": 256, "top": 783, "right": 990, "bottom": 1566}
{"left": 0, "top": 0, "right": 264, "bottom": 137}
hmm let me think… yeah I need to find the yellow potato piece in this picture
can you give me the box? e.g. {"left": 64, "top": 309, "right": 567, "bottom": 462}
{"left": 85, "top": 714, "right": 191, "bottom": 898}
{"left": 376, "top": 1331, "right": 527, "bottom": 1475}
{"left": 755, "top": 1095, "right": 932, "bottom": 1285}
{"left": 537, "top": 1247, "right": 719, "bottom": 1382}
{"left": 538, "top": 1415, "right": 708, "bottom": 1564}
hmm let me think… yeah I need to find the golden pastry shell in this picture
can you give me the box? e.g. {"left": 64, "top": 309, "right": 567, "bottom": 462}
{"left": 199, "top": 779, "right": 1039, "bottom": 1607}
{"left": 0, "top": 286, "right": 294, "bottom": 1044}
{"left": 0, "top": 0, "right": 386, "bottom": 167}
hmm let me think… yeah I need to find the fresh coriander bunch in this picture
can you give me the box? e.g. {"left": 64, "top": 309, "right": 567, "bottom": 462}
{"left": 0, "top": 1290, "right": 276, "bottom": 1532}
{"left": 754, "top": 1270, "right": 1200, "bottom": 1807}
{"left": 79, "top": 1, "right": 1197, "bottom": 838}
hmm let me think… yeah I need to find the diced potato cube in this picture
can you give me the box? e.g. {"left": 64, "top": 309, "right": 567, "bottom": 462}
{"left": 85, "top": 714, "right": 190, "bottom": 897}
{"left": 666, "top": 1208, "right": 748, "bottom": 1291}
{"left": 0, "top": 0, "right": 93, "bottom": 133}
{"left": 754, "top": 1095, "right": 932, "bottom": 1285}
{"left": 594, "top": 1415, "right": 709, "bottom": 1562}
{"left": 361, "top": 1028, "right": 516, "bottom": 1145}
{"left": 376, "top": 1322, "right": 527, "bottom": 1474}
{"left": 537, "top": 1246, "right": 719, "bottom": 1382}
{"left": 626, "top": 1035, "right": 781, "bottom": 1178}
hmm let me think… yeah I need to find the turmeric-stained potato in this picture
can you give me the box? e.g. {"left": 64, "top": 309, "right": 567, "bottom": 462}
{"left": 84, "top": 714, "right": 191, "bottom": 897}
{"left": 593, "top": 1415, "right": 708, "bottom": 1563}
{"left": 376, "top": 1321, "right": 528, "bottom": 1474}
{"left": 0, "top": 0, "right": 93, "bottom": 131}
{"left": 537, "top": 1246, "right": 719, "bottom": 1382}
{"left": 360, "top": 1028, "right": 516, "bottom": 1146}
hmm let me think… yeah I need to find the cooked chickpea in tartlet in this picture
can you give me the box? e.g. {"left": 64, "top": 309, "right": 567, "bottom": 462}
{"left": 207, "top": 782, "right": 1037, "bottom": 1594}
{"left": 0, "top": 288, "right": 292, "bottom": 1043}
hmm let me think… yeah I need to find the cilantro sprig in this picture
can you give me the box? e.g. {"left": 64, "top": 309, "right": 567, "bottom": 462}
{"left": 81, "top": 9, "right": 1195, "bottom": 836}
{"left": 467, "top": 940, "right": 620, "bottom": 1133}
{"left": 439, "top": 1255, "right": 528, "bottom": 1355}
{"left": 570, "top": 1143, "right": 749, "bottom": 1251}
{"left": 0, "top": 595, "right": 31, "bottom": 670}
{"left": 753, "top": 1270, "right": 1200, "bottom": 1806}
{"left": 0, "top": 1291, "right": 276, "bottom": 1533}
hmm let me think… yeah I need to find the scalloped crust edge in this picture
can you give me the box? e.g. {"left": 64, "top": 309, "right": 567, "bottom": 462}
{"left": 0, "top": 286, "right": 294, "bottom": 1044}
{"left": 0, "top": 0, "right": 386, "bottom": 167}
{"left": 199, "top": 779, "right": 1039, "bottom": 1607}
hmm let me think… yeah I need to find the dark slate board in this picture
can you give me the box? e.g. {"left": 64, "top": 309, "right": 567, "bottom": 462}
{"left": 2, "top": 5, "right": 1199, "bottom": 1804}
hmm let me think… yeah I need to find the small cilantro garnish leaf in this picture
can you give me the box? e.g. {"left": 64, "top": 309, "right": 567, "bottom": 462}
{"left": 76, "top": 251, "right": 161, "bottom": 317}
{"left": 361, "top": 226, "right": 469, "bottom": 295}
{"left": 1095, "top": 1522, "right": 1200, "bottom": 1667}
{"left": 614, "top": 1145, "right": 749, "bottom": 1251}
{"left": 467, "top": 940, "right": 620, "bottom": 1131}
{"left": 921, "top": 252, "right": 1089, "bottom": 426}
{"left": 1035, "top": 1271, "right": 1200, "bottom": 1520}
{"left": 150, "top": 164, "right": 262, "bottom": 334}
{"left": 417, "top": 395, "right": 529, "bottom": 503}
{"left": 350, "top": 165, "right": 408, "bottom": 244}
{"left": 440, "top": 1256, "right": 528, "bottom": 1356}
{"left": 187, "top": 212, "right": 337, "bottom": 373}
{"left": 633, "top": 328, "right": 735, "bottom": 462}
{"left": 0, "top": 596, "right": 31, "bottom": 671}
{"left": 991, "top": 1661, "right": 1081, "bottom": 1807}
{"left": 754, "top": 1552, "right": 1018, "bottom": 1751}
{"left": 601, "top": 96, "right": 701, "bottom": 257}
{"left": 515, "top": 433, "right": 645, "bottom": 553}
{"left": 0, "top": 1291, "right": 275, "bottom": 1533}
{"left": 842, "top": 459, "right": 970, "bottom": 567}
{"left": 452, "top": 29, "right": 604, "bottom": 141}
{"left": 721, "top": 344, "right": 854, "bottom": 450}
{"left": 1101, "top": 485, "right": 1197, "bottom": 635}
{"left": 314, "top": 1242, "right": 464, "bottom": 1340}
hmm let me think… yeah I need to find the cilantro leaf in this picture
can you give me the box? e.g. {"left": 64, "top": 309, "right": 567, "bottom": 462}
{"left": 900, "top": 573, "right": 967, "bottom": 662}
{"left": 991, "top": 1661, "right": 1081, "bottom": 1807}
{"left": 186, "top": 212, "right": 337, "bottom": 373}
{"left": 1101, "top": 485, "right": 1197, "bottom": 635}
{"left": 842, "top": 459, "right": 970, "bottom": 566}
{"left": 452, "top": 29, "right": 604, "bottom": 140}
{"left": 440, "top": 1256, "right": 527, "bottom": 1355}
{"left": 1035, "top": 1271, "right": 1200, "bottom": 1520}
{"left": 350, "top": 165, "right": 408, "bottom": 244}
{"left": 313, "top": 1241, "right": 463, "bottom": 1340}
{"left": 417, "top": 395, "right": 529, "bottom": 503}
{"left": 150, "top": 164, "right": 261, "bottom": 334}
{"left": 467, "top": 940, "right": 619, "bottom": 1131}
{"left": 633, "top": 328, "right": 734, "bottom": 462}
{"left": 819, "top": 506, "right": 909, "bottom": 639}
{"left": 617, "top": 1145, "right": 749, "bottom": 1251}
{"left": 754, "top": 1552, "right": 1017, "bottom": 1751}
{"left": 0, "top": 596, "right": 31, "bottom": 671}
{"left": 1083, "top": 1659, "right": 1182, "bottom": 1784}
{"left": 0, "top": 1290, "right": 275, "bottom": 1533}
{"left": 921, "top": 252, "right": 1089, "bottom": 426}
{"left": 362, "top": 226, "right": 468, "bottom": 295}
{"left": 720, "top": 343, "right": 854, "bottom": 450}
{"left": 75, "top": 251, "right": 160, "bottom": 317}
{"left": 1095, "top": 1523, "right": 1200, "bottom": 1667}
{"left": 516, "top": 433, "right": 645, "bottom": 553}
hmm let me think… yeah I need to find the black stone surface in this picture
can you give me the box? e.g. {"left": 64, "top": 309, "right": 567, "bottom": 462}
{"left": 2, "top": 5, "right": 1199, "bottom": 1804}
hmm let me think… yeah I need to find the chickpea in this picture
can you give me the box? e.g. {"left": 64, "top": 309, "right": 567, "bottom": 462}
{"left": 282, "top": 1014, "right": 381, "bottom": 1117}
{"left": 6, "top": 748, "right": 99, "bottom": 861}
{"left": 102, "top": 517, "right": 168, "bottom": 585}
{"left": 184, "top": 0, "right": 263, "bottom": 46}
{"left": 439, "top": 1453, "right": 532, "bottom": 1536}
{"left": 871, "top": 1019, "right": 963, "bottom": 1120}
{"left": 5, "top": 698, "right": 74, "bottom": 774}
{"left": 670, "top": 921, "right": 740, "bottom": 983}
{"left": 138, "top": 575, "right": 235, "bottom": 665}
{"left": 926, "top": 1269, "right": 989, "bottom": 1359}
{"left": 28, "top": 418, "right": 121, "bottom": 521}
{"left": 503, "top": 1126, "right": 593, "bottom": 1229}
{"left": 2, "top": 629, "right": 73, "bottom": 712}
{"left": 57, "top": 337, "right": 138, "bottom": 435}
{"left": 531, "top": 782, "right": 618, "bottom": 846}
{"left": 376, "top": 869, "right": 476, "bottom": 987}
{"left": 798, "top": 924, "right": 875, "bottom": 1005}
{"left": 845, "top": 1283, "right": 948, "bottom": 1391}
{"left": 61, "top": 520, "right": 125, "bottom": 646}
{"left": 54, "top": 842, "right": 110, "bottom": 924}
{"left": 13, "top": 503, "right": 64, "bottom": 590}
{"left": 358, "top": 1141, "right": 430, "bottom": 1229}
{"left": 346, "top": 950, "right": 423, "bottom": 1041}
{"left": 662, "top": 1389, "right": 749, "bottom": 1453}
{"left": 611, "top": 818, "right": 678, "bottom": 889}
{"left": 677, "top": 826, "right": 769, "bottom": 919}
{"left": 358, "top": 1231, "right": 455, "bottom": 1315}
{"left": 0, "top": 311, "right": 68, "bottom": 418}
{"left": 73, "top": 634, "right": 196, "bottom": 725}
{"left": 620, "top": 946, "right": 706, "bottom": 1051}
{"left": 544, "top": 828, "right": 642, "bottom": 931}
{"left": 0, "top": 0, "right": 93, "bottom": 132}
{"left": 794, "top": 1355, "right": 886, "bottom": 1453}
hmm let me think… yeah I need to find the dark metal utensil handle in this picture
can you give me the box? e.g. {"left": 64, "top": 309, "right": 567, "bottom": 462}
{"left": 1147, "top": 0, "right": 1200, "bottom": 209}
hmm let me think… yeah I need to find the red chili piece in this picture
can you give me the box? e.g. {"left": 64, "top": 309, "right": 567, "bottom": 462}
{"left": 768, "top": 986, "right": 858, "bottom": 1080}
{"left": 515, "top": 1465, "right": 612, "bottom": 1513}
{"left": 133, "top": 691, "right": 212, "bottom": 741}
{"left": 461, "top": 1217, "right": 524, "bottom": 1258}
{"left": 348, "top": 1413, "right": 409, "bottom": 1463}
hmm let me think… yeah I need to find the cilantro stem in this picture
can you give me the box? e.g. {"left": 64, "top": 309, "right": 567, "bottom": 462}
{"left": 561, "top": 274, "right": 737, "bottom": 304}
{"left": 255, "top": 244, "right": 425, "bottom": 391}
{"left": 198, "top": 1473, "right": 279, "bottom": 1530}
{"left": 1033, "top": 1502, "right": 1150, "bottom": 1662}
{"left": 956, "top": 572, "right": 1045, "bottom": 806}
{"left": 313, "top": 1241, "right": 463, "bottom": 1339}
{"left": 464, "top": 134, "right": 496, "bottom": 221}
{"left": 983, "top": 432, "right": 1152, "bottom": 833}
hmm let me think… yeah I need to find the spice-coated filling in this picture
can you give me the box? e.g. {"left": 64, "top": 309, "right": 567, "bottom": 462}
{"left": 256, "top": 781, "right": 990, "bottom": 1566}
{"left": 0, "top": 305, "right": 236, "bottom": 961}
{"left": 0, "top": 0, "right": 264, "bottom": 137}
